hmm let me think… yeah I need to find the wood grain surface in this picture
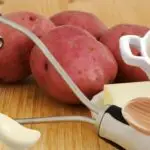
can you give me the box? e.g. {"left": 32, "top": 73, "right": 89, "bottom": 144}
{"left": 0, "top": 0, "right": 149, "bottom": 149}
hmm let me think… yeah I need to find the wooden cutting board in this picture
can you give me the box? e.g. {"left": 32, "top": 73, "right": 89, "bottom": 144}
{"left": 0, "top": 0, "right": 150, "bottom": 149}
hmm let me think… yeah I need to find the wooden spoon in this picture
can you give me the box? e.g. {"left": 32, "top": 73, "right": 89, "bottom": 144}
{"left": 122, "top": 97, "right": 150, "bottom": 135}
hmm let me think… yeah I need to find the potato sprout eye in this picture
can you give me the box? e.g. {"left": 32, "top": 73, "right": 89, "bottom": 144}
{"left": 0, "top": 36, "right": 4, "bottom": 48}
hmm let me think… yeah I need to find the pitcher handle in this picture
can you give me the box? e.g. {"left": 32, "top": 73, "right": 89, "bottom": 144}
{"left": 119, "top": 35, "right": 150, "bottom": 78}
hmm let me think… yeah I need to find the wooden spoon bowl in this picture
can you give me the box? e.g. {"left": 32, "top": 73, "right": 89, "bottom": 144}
{"left": 122, "top": 97, "right": 150, "bottom": 135}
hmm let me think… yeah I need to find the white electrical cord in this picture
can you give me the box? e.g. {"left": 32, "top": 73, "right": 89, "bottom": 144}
{"left": 0, "top": 16, "right": 99, "bottom": 114}
{"left": 16, "top": 116, "right": 96, "bottom": 125}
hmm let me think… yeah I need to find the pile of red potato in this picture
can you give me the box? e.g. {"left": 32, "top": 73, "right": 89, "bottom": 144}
{"left": 0, "top": 10, "right": 149, "bottom": 104}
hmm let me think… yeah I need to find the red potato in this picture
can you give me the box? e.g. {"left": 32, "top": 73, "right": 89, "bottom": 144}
{"left": 0, "top": 11, "right": 55, "bottom": 83}
{"left": 30, "top": 25, "right": 117, "bottom": 104}
{"left": 100, "top": 24, "right": 150, "bottom": 82}
{"left": 50, "top": 10, "right": 108, "bottom": 39}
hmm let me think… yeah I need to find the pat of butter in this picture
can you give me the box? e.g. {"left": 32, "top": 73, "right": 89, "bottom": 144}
{"left": 104, "top": 81, "right": 150, "bottom": 108}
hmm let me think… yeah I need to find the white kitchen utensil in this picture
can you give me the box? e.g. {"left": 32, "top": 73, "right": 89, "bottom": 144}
{"left": 119, "top": 30, "right": 150, "bottom": 136}
{"left": 0, "top": 16, "right": 149, "bottom": 150}
{"left": 0, "top": 113, "right": 40, "bottom": 150}
{"left": 119, "top": 30, "right": 150, "bottom": 79}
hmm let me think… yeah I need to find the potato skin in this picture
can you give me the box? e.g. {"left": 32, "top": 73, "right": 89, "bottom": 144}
{"left": 0, "top": 11, "right": 55, "bottom": 83}
{"left": 50, "top": 10, "right": 108, "bottom": 39}
{"left": 100, "top": 24, "right": 149, "bottom": 82}
{"left": 30, "top": 25, "right": 117, "bottom": 104}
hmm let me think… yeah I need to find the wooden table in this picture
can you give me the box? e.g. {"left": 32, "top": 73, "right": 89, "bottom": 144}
{"left": 0, "top": 0, "right": 150, "bottom": 149}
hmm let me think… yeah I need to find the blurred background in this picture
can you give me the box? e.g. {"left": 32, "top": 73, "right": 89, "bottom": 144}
{"left": 0, "top": 0, "right": 150, "bottom": 28}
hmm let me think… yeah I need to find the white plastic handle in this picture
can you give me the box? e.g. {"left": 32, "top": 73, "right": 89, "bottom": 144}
{"left": 120, "top": 35, "right": 145, "bottom": 66}
{"left": 119, "top": 35, "right": 150, "bottom": 78}
{"left": 0, "top": 113, "right": 40, "bottom": 150}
